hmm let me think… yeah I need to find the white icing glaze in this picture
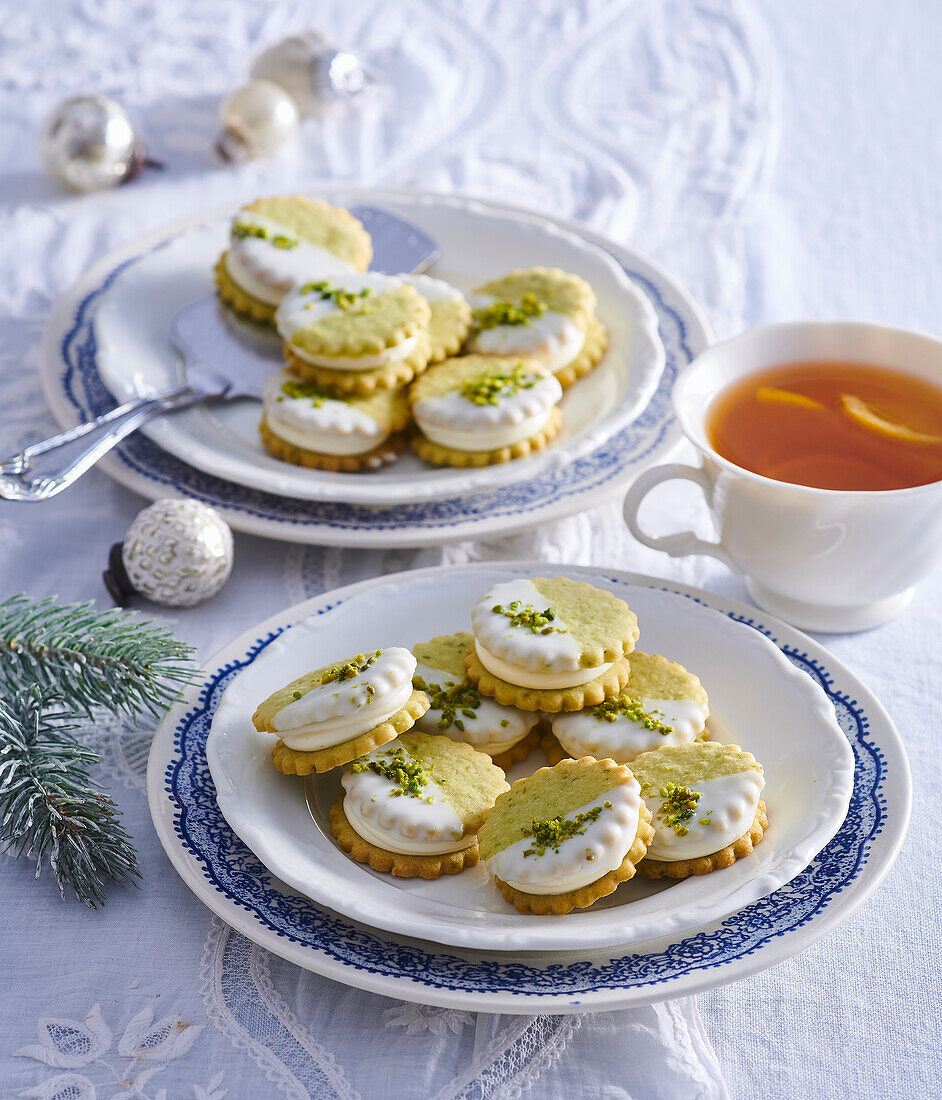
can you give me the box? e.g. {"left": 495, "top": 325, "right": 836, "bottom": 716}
{"left": 468, "top": 295, "right": 585, "bottom": 371}
{"left": 273, "top": 648, "right": 415, "bottom": 751}
{"left": 551, "top": 696, "right": 710, "bottom": 763}
{"left": 227, "top": 210, "right": 356, "bottom": 305}
{"left": 263, "top": 369, "right": 389, "bottom": 456}
{"left": 275, "top": 273, "right": 418, "bottom": 369}
{"left": 412, "top": 660, "right": 538, "bottom": 753}
{"left": 401, "top": 273, "right": 465, "bottom": 305}
{"left": 413, "top": 371, "right": 562, "bottom": 452}
{"left": 471, "top": 580, "right": 612, "bottom": 689}
{"left": 643, "top": 770, "right": 765, "bottom": 861}
{"left": 341, "top": 740, "right": 473, "bottom": 855}
{"left": 485, "top": 781, "right": 642, "bottom": 895}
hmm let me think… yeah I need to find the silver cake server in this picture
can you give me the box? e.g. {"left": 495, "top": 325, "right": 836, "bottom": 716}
{"left": 0, "top": 206, "right": 438, "bottom": 501}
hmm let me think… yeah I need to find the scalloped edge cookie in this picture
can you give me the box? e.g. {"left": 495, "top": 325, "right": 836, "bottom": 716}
{"left": 465, "top": 653, "right": 631, "bottom": 714}
{"left": 259, "top": 418, "right": 409, "bottom": 472}
{"left": 328, "top": 794, "right": 480, "bottom": 878}
{"left": 411, "top": 406, "right": 562, "bottom": 468}
{"left": 637, "top": 801, "right": 768, "bottom": 880}
{"left": 270, "top": 689, "right": 429, "bottom": 775}
{"left": 474, "top": 266, "right": 597, "bottom": 328}
{"left": 241, "top": 195, "right": 373, "bottom": 272}
{"left": 489, "top": 724, "right": 543, "bottom": 772}
{"left": 554, "top": 316, "right": 609, "bottom": 390}
{"left": 215, "top": 253, "right": 277, "bottom": 324}
{"left": 285, "top": 334, "right": 432, "bottom": 394}
{"left": 425, "top": 296, "right": 472, "bottom": 362}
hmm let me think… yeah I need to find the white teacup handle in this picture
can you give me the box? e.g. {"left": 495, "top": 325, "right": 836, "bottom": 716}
{"left": 623, "top": 463, "right": 737, "bottom": 570}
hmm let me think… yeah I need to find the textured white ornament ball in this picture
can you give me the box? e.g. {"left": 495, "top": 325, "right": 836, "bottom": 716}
{"left": 121, "top": 499, "right": 234, "bottom": 608}
{"left": 218, "top": 79, "right": 299, "bottom": 160}
{"left": 39, "top": 94, "right": 143, "bottom": 192}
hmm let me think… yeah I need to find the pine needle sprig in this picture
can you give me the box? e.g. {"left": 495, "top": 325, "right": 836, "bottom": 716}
{"left": 0, "top": 687, "right": 141, "bottom": 908}
{"left": 0, "top": 594, "right": 196, "bottom": 718}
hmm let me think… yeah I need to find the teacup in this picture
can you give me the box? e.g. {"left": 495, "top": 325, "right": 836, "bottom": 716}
{"left": 623, "top": 321, "right": 942, "bottom": 632}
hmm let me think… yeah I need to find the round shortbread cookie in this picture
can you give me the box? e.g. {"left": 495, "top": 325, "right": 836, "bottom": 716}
{"left": 554, "top": 315, "right": 609, "bottom": 389}
{"left": 465, "top": 650, "right": 631, "bottom": 713}
{"left": 285, "top": 333, "right": 432, "bottom": 394}
{"left": 401, "top": 274, "right": 471, "bottom": 362}
{"left": 478, "top": 757, "right": 654, "bottom": 914}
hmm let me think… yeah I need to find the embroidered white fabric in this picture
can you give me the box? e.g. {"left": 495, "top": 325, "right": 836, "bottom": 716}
{"left": 4, "top": 0, "right": 937, "bottom": 1097}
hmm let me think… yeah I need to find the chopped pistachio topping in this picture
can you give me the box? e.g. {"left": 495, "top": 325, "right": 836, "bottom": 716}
{"left": 414, "top": 674, "right": 482, "bottom": 732}
{"left": 523, "top": 799, "right": 613, "bottom": 858}
{"left": 490, "top": 599, "right": 566, "bottom": 635}
{"left": 588, "top": 694, "right": 674, "bottom": 734}
{"left": 460, "top": 364, "right": 540, "bottom": 406}
{"left": 318, "top": 650, "right": 382, "bottom": 688}
{"left": 279, "top": 378, "right": 346, "bottom": 407}
{"left": 471, "top": 292, "right": 547, "bottom": 332}
{"left": 299, "top": 280, "right": 374, "bottom": 310}
{"left": 655, "top": 783, "right": 701, "bottom": 837}
{"left": 232, "top": 221, "right": 298, "bottom": 249}
{"left": 349, "top": 746, "right": 430, "bottom": 799}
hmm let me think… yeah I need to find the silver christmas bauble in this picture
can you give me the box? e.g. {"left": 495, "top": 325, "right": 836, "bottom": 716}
{"left": 217, "top": 79, "right": 299, "bottom": 162}
{"left": 104, "top": 499, "right": 234, "bottom": 608}
{"left": 250, "top": 31, "right": 373, "bottom": 117}
{"left": 39, "top": 95, "right": 144, "bottom": 192}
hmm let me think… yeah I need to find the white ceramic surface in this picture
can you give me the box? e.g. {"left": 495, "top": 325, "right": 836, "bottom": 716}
{"left": 41, "top": 189, "right": 710, "bottom": 548}
{"left": 93, "top": 196, "right": 664, "bottom": 506}
{"left": 624, "top": 321, "right": 942, "bottom": 631}
{"left": 205, "top": 564, "right": 853, "bottom": 953}
{"left": 146, "top": 564, "right": 910, "bottom": 1013}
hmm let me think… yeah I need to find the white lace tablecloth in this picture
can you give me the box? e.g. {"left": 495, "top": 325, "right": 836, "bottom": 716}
{"left": 1, "top": 1, "right": 939, "bottom": 1097}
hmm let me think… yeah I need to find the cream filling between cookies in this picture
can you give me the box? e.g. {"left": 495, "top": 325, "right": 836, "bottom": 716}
{"left": 291, "top": 335, "right": 420, "bottom": 371}
{"left": 475, "top": 640, "right": 612, "bottom": 689}
{"left": 278, "top": 678, "right": 413, "bottom": 751}
{"left": 485, "top": 784, "right": 641, "bottom": 895}
{"left": 643, "top": 770, "right": 765, "bottom": 862}
{"left": 468, "top": 301, "right": 585, "bottom": 372}
{"left": 341, "top": 744, "right": 473, "bottom": 855}
{"left": 552, "top": 697, "right": 710, "bottom": 763}
{"left": 415, "top": 408, "right": 554, "bottom": 452}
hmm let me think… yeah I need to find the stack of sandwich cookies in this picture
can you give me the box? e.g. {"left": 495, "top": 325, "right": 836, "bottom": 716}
{"left": 631, "top": 741, "right": 767, "bottom": 879}
{"left": 252, "top": 648, "right": 429, "bottom": 775}
{"left": 410, "top": 356, "right": 563, "bottom": 468}
{"left": 216, "top": 196, "right": 372, "bottom": 324}
{"left": 400, "top": 274, "right": 471, "bottom": 362}
{"left": 466, "top": 267, "right": 608, "bottom": 389}
{"left": 412, "top": 632, "right": 542, "bottom": 769}
{"left": 543, "top": 652, "right": 710, "bottom": 765}
{"left": 260, "top": 369, "right": 411, "bottom": 472}
{"left": 330, "top": 731, "right": 509, "bottom": 878}
{"left": 465, "top": 576, "right": 638, "bottom": 711}
{"left": 276, "top": 274, "right": 432, "bottom": 393}
{"left": 477, "top": 757, "right": 654, "bottom": 914}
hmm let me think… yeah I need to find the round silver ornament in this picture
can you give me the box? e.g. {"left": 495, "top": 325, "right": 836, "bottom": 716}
{"left": 39, "top": 95, "right": 145, "bottom": 193}
{"left": 217, "top": 79, "right": 299, "bottom": 162}
{"left": 103, "top": 499, "right": 234, "bottom": 609}
{"left": 250, "top": 31, "right": 373, "bottom": 117}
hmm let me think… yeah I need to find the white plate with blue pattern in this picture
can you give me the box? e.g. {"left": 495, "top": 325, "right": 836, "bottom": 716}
{"left": 40, "top": 190, "right": 710, "bottom": 547}
{"left": 147, "top": 564, "right": 911, "bottom": 1012}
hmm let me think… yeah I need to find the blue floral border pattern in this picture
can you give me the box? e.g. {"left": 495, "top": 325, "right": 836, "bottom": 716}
{"left": 58, "top": 227, "right": 693, "bottom": 533}
{"left": 164, "top": 580, "right": 885, "bottom": 999}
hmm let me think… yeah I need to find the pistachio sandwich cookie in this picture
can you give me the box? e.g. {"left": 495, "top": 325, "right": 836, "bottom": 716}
{"left": 546, "top": 652, "right": 710, "bottom": 765}
{"left": 330, "top": 731, "right": 509, "bottom": 878}
{"left": 478, "top": 757, "right": 654, "bottom": 914}
{"left": 400, "top": 274, "right": 471, "bottom": 362}
{"left": 260, "top": 368, "right": 411, "bottom": 472}
{"left": 630, "top": 741, "right": 767, "bottom": 879}
{"left": 217, "top": 196, "right": 371, "bottom": 323}
{"left": 277, "top": 274, "right": 432, "bottom": 394}
{"left": 466, "top": 267, "right": 607, "bottom": 388}
{"left": 412, "top": 631, "right": 541, "bottom": 769}
{"left": 410, "top": 356, "right": 563, "bottom": 468}
{"left": 253, "top": 648, "right": 429, "bottom": 775}
{"left": 466, "top": 576, "right": 638, "bottom": 712}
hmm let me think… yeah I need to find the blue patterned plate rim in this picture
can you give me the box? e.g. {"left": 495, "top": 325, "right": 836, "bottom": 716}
{"left": 146, "top": 563, "right": 911, "bottom": 1013}
{"left": 40, "top": 190, "right": 712, "bottom": 548}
